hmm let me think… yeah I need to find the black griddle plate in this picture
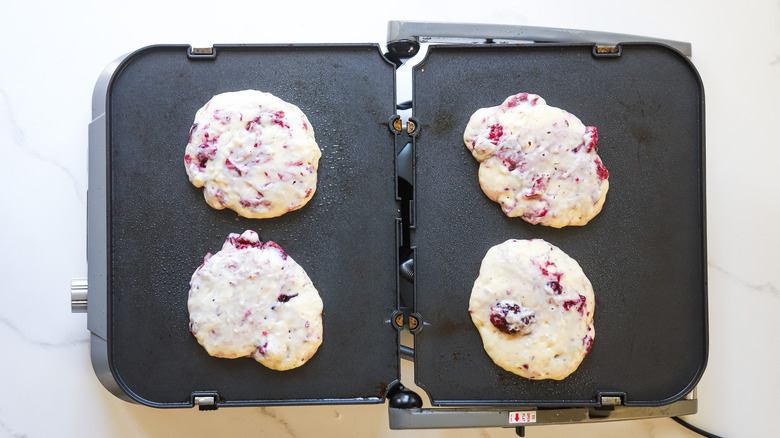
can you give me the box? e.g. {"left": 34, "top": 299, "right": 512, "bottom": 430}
{"left": 411, "top": 44, "right": 707, "bottom": 407}
{"left": 106, "top": 44, "right": 400, "bottom": 406}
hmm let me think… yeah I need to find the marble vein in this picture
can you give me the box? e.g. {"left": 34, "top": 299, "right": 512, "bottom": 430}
{"left": 0, "top": 414, "right": 28, "bottom": 438}
{"left": 258, "top": 407, "right": 296, "bottom": 437}
{"left": 708, "top": 261, "right": 780, "bottom": 297}
{"left": 0, "top": 87, "right": 87, "bottom": 206}
{"left": 0, "top": 315, "right": 88, "bottom": 349}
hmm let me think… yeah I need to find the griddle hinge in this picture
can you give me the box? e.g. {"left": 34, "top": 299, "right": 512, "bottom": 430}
{"left": 390, "top": 115, "right": 419, "bottom": 136}
{"left": 385, "top": 39, "right": 421, "bottom": 67}
{"left": 392, "top": 309, "right": 422, "bottom": 333}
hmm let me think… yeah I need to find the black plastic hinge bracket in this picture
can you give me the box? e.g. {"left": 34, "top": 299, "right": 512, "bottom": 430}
{"left": 389, "top": 115, "right": 419, "bottom": 136}
{"left": 392, "top": 310, "right": 422, "bottom": 333}
{"left": 385, "top": 39, "right": 421, "bottom": 68}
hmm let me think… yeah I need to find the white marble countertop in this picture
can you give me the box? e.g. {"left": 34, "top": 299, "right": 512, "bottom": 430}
{"left": 2, "top": 0, "right": 778, "bottom": 436}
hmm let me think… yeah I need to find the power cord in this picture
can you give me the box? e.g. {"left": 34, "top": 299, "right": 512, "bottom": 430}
{"left": 397, "top": 100, "right": 412, "bottom": 110}
{"left": 671, "top": 416, "right": 723, "bottom": 438}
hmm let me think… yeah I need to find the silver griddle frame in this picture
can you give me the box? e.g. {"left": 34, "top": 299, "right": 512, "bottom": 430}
{"left": 71, "top": 49, "right": 134, "bottom": 402}
{"left": 384, "top": 21, "right": 697, "bottom": 433}
{"left": 387, "top": 391, "right": 697, "bottom": 431}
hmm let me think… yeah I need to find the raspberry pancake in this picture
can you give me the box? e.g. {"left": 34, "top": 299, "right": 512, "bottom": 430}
{"left": 188, "top": 230, "right": 323, "bottom": 371}
{"left": 469, "top": 239, "right": 595, "bottom": 380}
{"left": 463, "top": 93, "right": 609, "bottom": 227}
{"left": 184, "top": 90, "right": 321, "bottom": 218}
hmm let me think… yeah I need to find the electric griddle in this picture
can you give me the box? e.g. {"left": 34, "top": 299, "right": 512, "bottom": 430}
{"left": 71, "top": 21, "right": 706, "bottom": 433}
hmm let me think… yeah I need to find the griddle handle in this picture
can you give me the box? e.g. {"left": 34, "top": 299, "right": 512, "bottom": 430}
{"left": 71, "top": 278, "right": 88, "bottom": 313}
{"left": 387, "top": 20, "right": 692, "bottom": 57}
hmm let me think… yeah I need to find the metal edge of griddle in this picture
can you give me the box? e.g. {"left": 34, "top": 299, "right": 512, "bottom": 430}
{"left": 388, "top": 390, "right": 697, "bottom": 430}
{"left": 87, "top": 50, "right": 137, "bottom": 404}
{"left": 93, "top": 45, "right": 205, "bottom": 407}
{"left": 386, "top": 20, "right": 692, "bottom": 57}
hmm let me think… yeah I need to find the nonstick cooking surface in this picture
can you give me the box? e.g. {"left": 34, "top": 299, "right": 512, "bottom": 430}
{"left": 106, "top": 44, "right": 399, "bottom": 406}
{"left": 411, "top": 44, "right": 707, "bottom": 407}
